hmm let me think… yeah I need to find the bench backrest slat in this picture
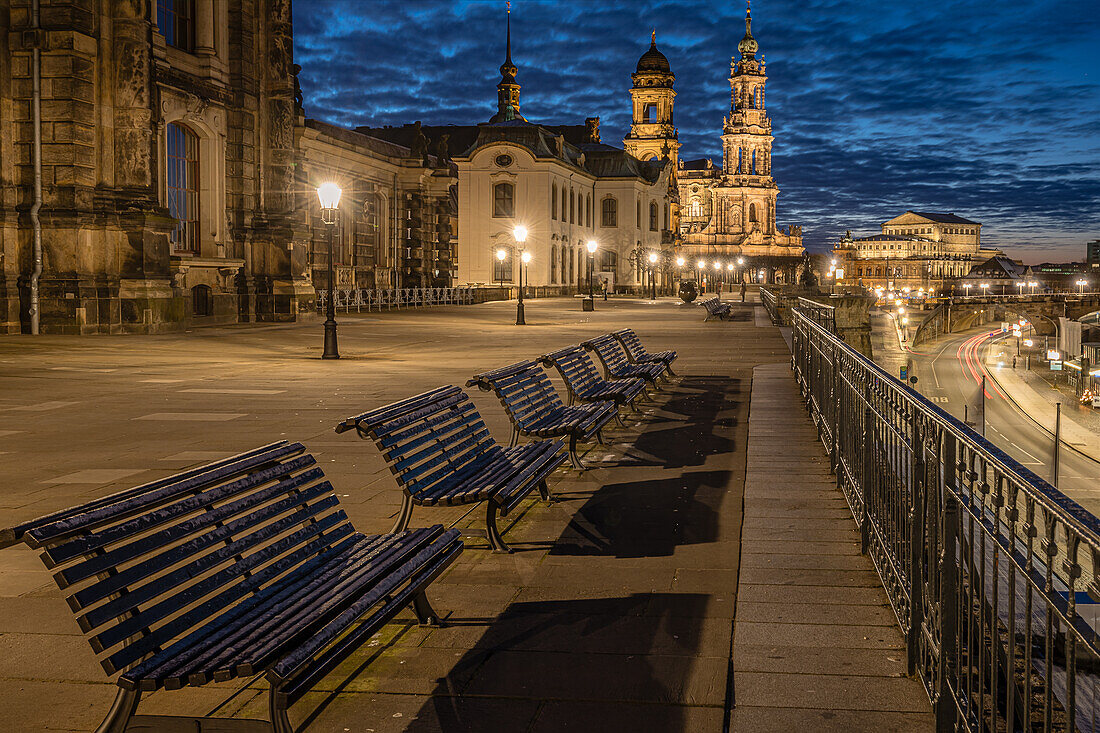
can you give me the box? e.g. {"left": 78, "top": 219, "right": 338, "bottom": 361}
{"left": 581, "top": 334, "right": 629, "bottom": 373}
{"left": 468, "top": 360, "right": 567, "bottom": 433}
{"left": 336, "top": 386, "right": 499, "bottom": 502}
{"left": 1, "top": 441, "right": 296, "bottom": 550}
{"left": 612, "top": 328, "right": 646, "bottom": 361}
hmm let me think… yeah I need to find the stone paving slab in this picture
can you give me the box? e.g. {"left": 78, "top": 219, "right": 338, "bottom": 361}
{"left": 0, "top": 297, "right": 787, "bottom": 731}
{"left": 730, "top": 363, "right": 934, "bottom": 731}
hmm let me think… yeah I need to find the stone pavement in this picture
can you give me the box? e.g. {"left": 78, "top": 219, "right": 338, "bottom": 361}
{"left": 0, "top": 296, "right": 931, "bottom": 731}
{"left": 731, "top": 364, "right": 933, "bottom": 731}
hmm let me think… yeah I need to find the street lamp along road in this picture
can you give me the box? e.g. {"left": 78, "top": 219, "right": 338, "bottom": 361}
{"left": 648, "top": 251, "right": 658, "bottom": 299}
{"left": 317, "top": 182, "right": 342, "bottom": 360}
{"left": 514, "top": 225, "right": 528, "bottom": 325}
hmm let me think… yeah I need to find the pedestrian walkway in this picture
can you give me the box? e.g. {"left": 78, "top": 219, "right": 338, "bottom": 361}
{"left": 0, "top": 296, "right": 932, "bottom": 731}
{"left": 731, "top": 364, "right": 933, "bottom": 731}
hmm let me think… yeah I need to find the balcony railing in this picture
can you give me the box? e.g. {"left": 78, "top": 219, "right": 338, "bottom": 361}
{"left": 791, "top": 306, "right": 1100, "bottom": 731}
{"left": 316, "top": 286, "right": 477, "bottom": 312}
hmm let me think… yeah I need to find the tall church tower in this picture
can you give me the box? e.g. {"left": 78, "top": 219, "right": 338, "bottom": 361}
{"left": 721, "top": 1, "right": 777, "bottom": 233}
{"left": 624, "top": 32, "right": 679, "bottom": 168}
{"left": 489, "top": 5, "right": 526, "bottom": 123}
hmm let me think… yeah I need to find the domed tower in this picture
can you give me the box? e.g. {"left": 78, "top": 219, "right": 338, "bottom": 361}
{"left": 489, "top": 5, "right": 526, "bottom": 123}
{"left": 721, "top": 0, "right": 777, "bottom": 233}
{"left": 623, "top": 31, "right": 679, "bottom": 168}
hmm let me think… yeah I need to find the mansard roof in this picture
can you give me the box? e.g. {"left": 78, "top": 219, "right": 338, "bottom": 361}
{"left": 680, "top": 157, "right": 716, "bottom": 171}
{"left": 963, "top": 254, "right": 1026, "bottom": 279}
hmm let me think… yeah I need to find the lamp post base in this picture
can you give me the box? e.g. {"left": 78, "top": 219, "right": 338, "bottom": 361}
{"left": 515, "top": 302, "right": 526, "bottom": 326}
{"left": 322, "top": 318, "right": 340, "bottom": 359}
{"left": 582, "top": 297, "right": 594, "bottom": 312}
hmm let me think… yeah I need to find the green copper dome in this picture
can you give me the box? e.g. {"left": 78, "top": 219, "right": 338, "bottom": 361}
{"left": 738, "top": 3, "right": 757, "bottom": 57}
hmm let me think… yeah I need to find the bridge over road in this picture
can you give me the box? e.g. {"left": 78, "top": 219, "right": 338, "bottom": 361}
{"left": 913, "top": 293, "right": 1100, "bottom": 346}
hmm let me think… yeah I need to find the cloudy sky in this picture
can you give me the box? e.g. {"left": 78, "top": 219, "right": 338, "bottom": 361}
{"left": 293, "top": 0, "right": 1100, "bottom": 263}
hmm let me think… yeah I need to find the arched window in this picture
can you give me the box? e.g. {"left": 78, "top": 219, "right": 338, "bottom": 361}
{"left": 642, "top": 103, "right": 656, "bottom": 123}
{"left": 751, "top": 150, "right": 757, "bottom": 174}
{"left": 570, "top": 188, "right": 575, "bottom": 224}
{"left": 551, "top": 185, "right": 557, "bottom": 220}
{"left": 649, "top": 201, "right": 658, "bottom": 231}
{"left": 550, "top": 245, "right": 558, "bottom": 283}
{"left": 561, "top": 245, "right": 568, "bottom": 283}
{"left": 689, "top": 197, "right": 702, "bottom": 217}
{"left": 166, "top": 121, "right": 200, "bottom": 254}
{"left": 749, "top": 203, "right": 757, "bottom": 223}
{"left": 736, "top": 147, "right": 742, "bottom": 174}
{"left": 636, "top": 201, "right": 641, "bottom": 228}
{"left": 191, "top": 284, "right": 212, "bottom": 317}
{"left": 568, "top": 247, "right": 575, "bottom": 284}
{"left": 586, "top": 194, "right": 592, "bottom": 227}
{"left": 492, "top": 182, "right": 514, "bottom": 218}
{"left": 601, "top": 197, "right": 618, "bottom": 227}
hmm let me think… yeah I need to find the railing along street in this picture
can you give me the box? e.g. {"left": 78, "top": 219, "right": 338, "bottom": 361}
{"left": 796, "top": 296, "right": 836, "bottom": 333}
{"left": 760, "top": 287, "right": 782, "bottom": 325}
{"left": 791, "top": 306, "right": 1100, "bottom": 732}
{"left": 316, "top": 286, "right": 478, "bottom": 313}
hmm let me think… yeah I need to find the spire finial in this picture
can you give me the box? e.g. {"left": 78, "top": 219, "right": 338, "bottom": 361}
{"left": 746, "top": 0, "right": 752, "bottom": 31}
{"left": 505, "top": 2, "right": 513, "bottom": 64}
{"left": 651, "top": 29, "right": 656, "bottom": 46}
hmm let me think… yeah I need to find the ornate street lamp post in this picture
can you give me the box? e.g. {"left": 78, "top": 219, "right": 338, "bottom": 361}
{"left": 514, "top": 225, "right": 527, "bottom": 325}
{"left": 696, "top": 259, "right": 705, "bottom": 292}
{"left": 585, "top": 239, "right": 598, "bottom": 310}
{"left": 317, "top": 182, "right": 342, "bottom": 360}
{"left": 1077, "top": 279, "right": 1089, "bottom": 296}
{"left": 713, "top": 260, "right": 721, "bottom": 295}
{"left": 648, "top": 252, "right": 658, "bottom": 299}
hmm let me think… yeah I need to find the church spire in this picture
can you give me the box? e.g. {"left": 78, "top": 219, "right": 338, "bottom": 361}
{"left": 491, "top": 2, "right": 525, "bottom": 123}
{"left": 738, "top": 0, "right": 758, "bottom": 59}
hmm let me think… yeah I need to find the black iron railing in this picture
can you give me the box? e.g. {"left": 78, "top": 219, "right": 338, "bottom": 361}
{"left": 796, "top": 296, "right": 836, "bottom": 333}
{"left": 791, "top": 306, "right": 1100, "bottom": 732}
{"left": 760, "top": 288, "right": 782, "bottom": 325}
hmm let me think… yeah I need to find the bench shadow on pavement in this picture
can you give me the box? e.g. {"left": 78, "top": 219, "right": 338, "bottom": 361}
{"left": 390, "top": 374, "right": 741, "bottom": 730}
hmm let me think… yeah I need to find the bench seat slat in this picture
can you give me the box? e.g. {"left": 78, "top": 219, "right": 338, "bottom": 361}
{"left": 150, "top": 529, "right": 437, "bottom": 687}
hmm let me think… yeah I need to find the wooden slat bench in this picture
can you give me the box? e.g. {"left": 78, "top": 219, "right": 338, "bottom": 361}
{"left": 581, "top": 333, "right": 667, "bottom": 389}
{"left": 699, "top": 296, "right": 732, "bottom": 321}
{"left": 467, "top": 360, "right": 618, "bottom": 470}
{"left": 335, "top": 385, "right": 565, "bottom": 553}
{"left": 1, "top": 440, "right": 462, "bottom": 733}
{"left": 538, "top": 345, "right": 647, "bottom": 410}
{"left": 612, "top": 328, "right": 677, "bottom": 376}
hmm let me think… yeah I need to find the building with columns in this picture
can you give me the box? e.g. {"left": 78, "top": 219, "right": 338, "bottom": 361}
{"left": 623, "top": 32, "right": 680, "bottom": 169}
{"left": 0, "top": 0, "right": 452, "bottom": 334}
{"left": 831, "top": 210, "right": 1002, "bottom": 292}
{"left": 674, "top": 4, "right": 804, "bottom": 282}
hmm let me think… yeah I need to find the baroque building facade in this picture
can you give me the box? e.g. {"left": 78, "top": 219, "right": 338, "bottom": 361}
{"left": 832, "top": 210, "right": 1001, "bottom": 292}
{"left": 673, "top": 5, "right": 803, "bottom": 281}
{"left": 0, "top": 0, "right": 453, "bottom": 334}
{"left": 374, "top": 13, "right": 677, "bottom": 294}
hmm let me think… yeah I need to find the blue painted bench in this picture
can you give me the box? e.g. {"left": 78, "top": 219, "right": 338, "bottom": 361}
{"left": 612, "top": 328, "right": 677, "bottom": 377}
{"left": 699, "top": 296, "right": 732, "bottom": 321}
{"left": 0, "top": 440, "right": 462, "bottom": 733}
{"left": 581, "top": 333, "right": 667, "bottom": 389}
{"left": 335, "top": 385, "right": 565, "bottom": 553}
{"left": 538, "top": 345, "right": 647, "bottom": 410}
{"left": 467, "top": 360, "right": 618, "bottom": 470}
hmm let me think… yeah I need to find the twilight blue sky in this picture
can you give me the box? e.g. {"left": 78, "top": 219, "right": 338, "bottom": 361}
{"left": 292, "top": 0, "right": 1100, "bottom": 263}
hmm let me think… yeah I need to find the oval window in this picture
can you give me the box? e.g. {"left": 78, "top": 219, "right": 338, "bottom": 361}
{"left": 495, "top": 154, "right": 513, "bottom": 167}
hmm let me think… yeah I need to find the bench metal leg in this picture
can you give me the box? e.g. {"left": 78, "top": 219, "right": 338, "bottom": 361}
{"left": 567, "top": 434, "right": 585, "bottom": 471}
{"left": 509, "top": 426, "right": 519, "bottom": 448}
{"left": 411, "top": 590, "right": 442, "bottom": 626}
{"left": 615, "top": 408, "right": 628, "bottom": 426}
{"left": 537, "top": 479, "right": 554, "bottom": 503}
{"left": 666, "top": 364, "right": 678, "bottom": 377}
{"left": 595, "top": 429, "right": 605, "bottom": 445}
{"left": 95, "top": 688, "right": 140, "bottom": 733}
{"left": 390, "top": 494, "right": 415, "bottom": 534}
{"left": 485, "top": 503, "right": 512, "bottom": 554}
{"left": 269, "top": 685, "right": 294, "bottom": 733}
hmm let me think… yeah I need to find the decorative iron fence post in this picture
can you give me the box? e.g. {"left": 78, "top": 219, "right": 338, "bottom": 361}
{"left": 907, "top": 409, "right": 925, "bottom": 677}
{"left": 936, "top": 432, "right": 959, "bottom": 731}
